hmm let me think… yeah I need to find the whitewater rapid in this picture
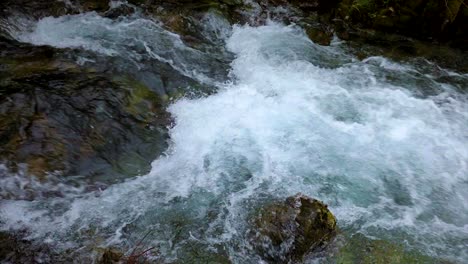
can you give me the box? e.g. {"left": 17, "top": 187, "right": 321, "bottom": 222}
{"left": 1, "top": 12, "right": 468, "bottom": 263}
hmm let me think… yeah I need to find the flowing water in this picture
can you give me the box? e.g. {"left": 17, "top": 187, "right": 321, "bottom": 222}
{"left": 1, "top": 10, "right": 468, "bottom": 263}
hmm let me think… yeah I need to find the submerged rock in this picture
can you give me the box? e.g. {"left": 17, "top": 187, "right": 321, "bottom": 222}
{"left": 97, "top": 247, "right": 124, "bottom": 264}
{"left": 249, "top": 194, "right": 337, "bottom": 262}
{"left": 327, "top": 233, "right": 450, "bottom": 264}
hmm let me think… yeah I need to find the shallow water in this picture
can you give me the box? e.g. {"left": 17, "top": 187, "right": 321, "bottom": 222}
{"left": 1, "top": 11, "right": 468, "bottom": 263}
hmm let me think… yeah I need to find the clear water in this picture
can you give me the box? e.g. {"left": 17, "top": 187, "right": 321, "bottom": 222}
{"left": 1, "top": 12, "right": 468, "bottom": 263}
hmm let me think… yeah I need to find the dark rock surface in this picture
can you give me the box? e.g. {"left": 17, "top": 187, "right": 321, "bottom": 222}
{"left": 0, "top": 0, "right": 110, "bottom": 19}
{"left": 249, "top": 194, "right": 337, "bottom": 262}
{"left": 0, "top": 38, "right": 171, "bottom": 180}
{"left": 0, "top": 231, "right": 77, "bottom": 263}
{"left": 252, "top": 0, "right": 467, "bottom": 49}
{"left": 334, "top": 0, "right": 468, "bottom": 49}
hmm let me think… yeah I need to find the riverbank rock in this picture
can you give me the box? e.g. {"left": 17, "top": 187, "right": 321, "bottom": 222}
{"left": 334, "top": 0, "right": 468, "bottom": 49}
{"left": 0, "top": 0, "right": 110, "bottom": 20}
{"left": 249, "top": 194, "right": 337, "bottom": 262}
{"left": 302, "top": 21, "right": 334, "bottom": 46}
{"left": 139, "top": 0, "right": 249, "bottom": 47}
{"left": 0, "top": 231, "right": 78, "bottom": 263}
{"left": 0, "top": 38, "right": 170, "bottom": 181}
{"left": 264, "top": 0, "right": 468, "bottom": 49}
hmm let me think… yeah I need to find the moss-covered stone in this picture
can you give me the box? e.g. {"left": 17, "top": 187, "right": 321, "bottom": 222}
{"left": 80, "top": 0, "right": 110, "bottom": 12}
{"left": 97, "top": 247, "right": 124, "bottom": 264}
{"left": 328, "top": 233, "right": 452, "bottom": 264}
{"left": 304, "top": 23, "right": 334, "bottom": 46}
{"left": 332, "top": 0, "right": 467, "bottom": 48}
{"left": 249, "top": 194, "right": 337, "bottom": 262}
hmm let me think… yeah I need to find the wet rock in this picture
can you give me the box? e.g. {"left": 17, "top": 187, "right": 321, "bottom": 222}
{"left": 304, "top": 23, "right": 334, "bottom": 46}
{"left": 97, "top": 247, "right": 124, "bottom": 264}
{"left": 177, "top": 243, "right": 232, "bottom": 264}
{"left": 328, "top": 233, "right": 449, "bottom": 264}
{"left": 249, "top": 194, "right": 336, "bottom": 262}
{"left": 0, "top": 231, "right": 76, "bottom": 263}
{"left": 0, "top": 0, "right": 70, "bottom": 20}
{"left": 0, "top": 232, "right": 15, "bottom": 261}
{"left": 287, "top": 0, "right": 320, "bottom": 12}
{"left": 0, "top": 39, "right": 170, "bottom": 180}
{"left": 335, "top": 0, "right": 468, "bottom": 49}
{"left": 104, "top": 3, "right": 136, "bottom": 19}
{"left": 265, "top": 0, "right": 467, "bottom": 50}
{"left": 79, "top": 0, "right": 110, "bottom": 12}
{"left": 145, "top": 0, "right": 248, "bottom": 27}
{"left": 0, "top": 0, "right": 112, "bottom": 21}
{"left": 339, "top": 28, "right": 468, "bottom": 73}
{"left": 158, "top": 14, "right": 204, "bottom": 45}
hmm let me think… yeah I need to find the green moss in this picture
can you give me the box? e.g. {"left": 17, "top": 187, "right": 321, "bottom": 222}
{"left": 251, "top": 195, "right": 337, "bottom": 261}
{"left": 114, "top": 77, "right": 163, "bottom": 120}
{"left": 97, "top": 247, "right": 124, "bottom": 264}
{"left": 305, "top": 25, "right": 333, "bottom": 46}
{"left": 177, "top": 243, "right": 231, "bottom": 264}
{"left": 331, "top": 233, "right": 448, "bottom": 264}
{"left": 350, "top": 0, "right": 378, "bottom": 21}
{"left": 80, "top": 0, "right": 110, "bottom": 12}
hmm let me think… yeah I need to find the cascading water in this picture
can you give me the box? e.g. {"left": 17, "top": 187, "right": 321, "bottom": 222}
{"left": 13, "top": 12, "right": 232, "bottom": 85}
{"left": 1, "top": 10, "right": 467, "bottom": 263}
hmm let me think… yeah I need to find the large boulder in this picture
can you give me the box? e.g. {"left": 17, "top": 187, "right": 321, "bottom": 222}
{"left": 249, "top": 194, "right": 337, "bottom": 262}
{"left": 0, "top": 38, "right": 170, "bottom": 184}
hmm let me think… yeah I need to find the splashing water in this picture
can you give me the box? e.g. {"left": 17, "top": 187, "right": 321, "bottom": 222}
{"left": 12, "top": 12, "right": 231, "bottom": 85}
{"left": 1, "top": 13, "right": 468, "bottom": 263}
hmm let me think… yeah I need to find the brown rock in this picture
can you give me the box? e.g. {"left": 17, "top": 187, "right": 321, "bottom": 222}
{"left": 249, "top": 194, "right": 337, "bottom": 262}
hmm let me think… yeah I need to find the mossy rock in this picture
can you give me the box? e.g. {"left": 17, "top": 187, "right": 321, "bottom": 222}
{"left": 334, "top": 0, "right": 467, "bottom": 48}
{"left": 304, "top": 24, "right": 334, "bottom": 46}
{"left": 146, "top": 0, "right": 248, "bottom": 26}
{"left": 97, "top": 247, "right": 124, "bottom": 264}
{"left": 0, "top": 39, "right": 170, "bottom": 181}
{"left": 80, "top": 0, "right": 110, "bottom": 12}
{"left": 329, "top": 233, "right": 452, "bottom": 264}
{"left": 175, "top": 242, "right": 232, "bottom": 264}
{"left": 249, "top": 194, "right": 337, "bottom": 262}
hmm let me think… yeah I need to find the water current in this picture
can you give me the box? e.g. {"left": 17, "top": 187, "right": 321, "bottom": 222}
{"left": 1, "top": 10, "right": 467, "bottom": 263}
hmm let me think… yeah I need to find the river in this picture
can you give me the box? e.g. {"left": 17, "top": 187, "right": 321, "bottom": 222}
{"left": 1, "top": 9, "right": 467, "bottom": 263}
